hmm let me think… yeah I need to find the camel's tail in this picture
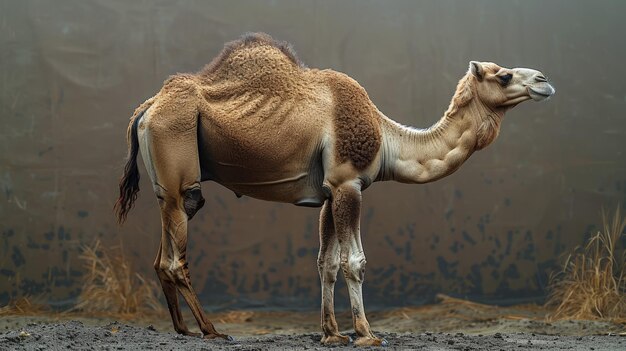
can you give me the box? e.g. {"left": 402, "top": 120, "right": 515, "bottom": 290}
{"left": 114, "top": 111, "right": 143, "bottom": 224}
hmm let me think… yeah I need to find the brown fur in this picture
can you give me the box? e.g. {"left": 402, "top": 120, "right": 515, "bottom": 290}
{"left": 445, "top": 74, "right": 474, "bottom": 117}
{"left": 328, "top": 73, "right": 381, "bottom": 170}
{"left": 150, "top": 75, "right": 201, "bottom": 134}
{"left": 196, "top": 33, "right": 310, "bottom": 104}
{"left": 200, "top": 32, "right": 304, "bottom": 76}
{"left": 127, "top": 97, "right": 155, "bottom": 145}
{"left": 475, "top": 112, "right": 502, "bottom": 150}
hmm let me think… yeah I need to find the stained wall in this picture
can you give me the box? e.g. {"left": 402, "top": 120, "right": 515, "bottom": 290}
{"left": 1, "top": 0, "right": 625, "bottom": 309}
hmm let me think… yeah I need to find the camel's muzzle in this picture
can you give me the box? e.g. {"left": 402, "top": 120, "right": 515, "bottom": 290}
{"left": 528, "top": 82, "right": 555, "bottom": 101}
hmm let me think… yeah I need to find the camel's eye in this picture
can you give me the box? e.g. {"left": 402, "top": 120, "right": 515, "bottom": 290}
{"left": 499, "top": 73, "right": 513, "bottom": 86}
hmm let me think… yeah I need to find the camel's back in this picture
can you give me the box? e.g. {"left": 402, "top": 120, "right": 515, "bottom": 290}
{"left": 197, "top": 33, "right": 380, "bottom": 167}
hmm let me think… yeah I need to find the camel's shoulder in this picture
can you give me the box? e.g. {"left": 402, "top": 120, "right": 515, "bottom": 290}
{"left": 322, "top": 70, "right": 371, "bottom": 103}
{"left": 321, "top": 70, "right": 382, "bottom": 171}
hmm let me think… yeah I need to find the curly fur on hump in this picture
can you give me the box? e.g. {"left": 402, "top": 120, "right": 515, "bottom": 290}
{"left": 328, "top": 73, "right": 382, "bottom": 170}
{"left": 200, "top": 32, "right": 305, "bottom": 75}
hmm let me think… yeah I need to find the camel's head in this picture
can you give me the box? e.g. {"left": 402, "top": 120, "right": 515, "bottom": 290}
{"left": 468, "top": 61, "right": 555, "bottom": 109}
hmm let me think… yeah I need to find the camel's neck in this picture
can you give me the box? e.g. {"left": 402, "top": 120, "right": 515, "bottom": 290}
{"left": 376, "top": 76, "right": 504, "bottom": 184}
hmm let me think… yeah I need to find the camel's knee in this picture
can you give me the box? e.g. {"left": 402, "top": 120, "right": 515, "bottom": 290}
{"left": 183, "top": 187, "right": 205, "bottom": 220}
{"left": 317, "top": 258, "right": 340, "bottom": 283}
{"left": 154, "top": 260, "right": 175, "bottom": 277}
{"left": 155, "top": 185, "right": 204, "bottom": 220}
{"left": 155, "top": 260, "right": 187, "bottom": 283}
{"left": 341, "top": 252, "right": 367, "bottom": 283}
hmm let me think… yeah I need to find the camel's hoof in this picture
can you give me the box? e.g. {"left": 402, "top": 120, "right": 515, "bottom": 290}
{"left": 321, "top": 334, "right": 351, "bottom": 345}
{"left": 202, "top": 333, "right": 230, "bottom": 340}
{"left": 180, "top": 330, "right": 202, "bottom": 338}
{"left": 354, "top": 336, "right": 387, "bottom": 347}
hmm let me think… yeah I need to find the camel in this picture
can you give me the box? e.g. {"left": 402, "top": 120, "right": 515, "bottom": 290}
{"left": 114, "top": 33, "right": 554, "bottom": 346}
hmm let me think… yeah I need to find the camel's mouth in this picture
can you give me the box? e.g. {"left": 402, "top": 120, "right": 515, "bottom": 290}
{"left": 528, "top": 83, "right": 555, "bottom": 102}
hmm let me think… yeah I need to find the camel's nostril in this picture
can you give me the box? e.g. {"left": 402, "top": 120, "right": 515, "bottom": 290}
{"left": 535, "top": 75, "right": 547, "bottom": 82}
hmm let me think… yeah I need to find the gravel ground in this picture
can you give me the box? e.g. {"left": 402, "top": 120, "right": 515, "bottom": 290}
{"left": 1, "top": 320, "right": 625, "bottom": 351}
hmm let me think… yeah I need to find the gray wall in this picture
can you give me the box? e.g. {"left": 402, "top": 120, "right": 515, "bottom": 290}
{"left": 1, "top": 0, "right": 625, "bottom": 309}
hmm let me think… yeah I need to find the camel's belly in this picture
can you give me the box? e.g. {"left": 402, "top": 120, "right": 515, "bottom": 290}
{"left": 203, "top": 156, "right": 327, "bottom": 206}
{"left": 212, "top": 169, "right": 327, "bottom": 207}
{"left": 198, "top": 128, "right": 328, "bottom": 206}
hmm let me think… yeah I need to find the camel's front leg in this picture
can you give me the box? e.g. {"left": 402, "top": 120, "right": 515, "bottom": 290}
{"left": 317, "top": 200, "right": 351, "bottom": 345}
{"left": 331, "top": 183, "right": 386, "bottom": 347}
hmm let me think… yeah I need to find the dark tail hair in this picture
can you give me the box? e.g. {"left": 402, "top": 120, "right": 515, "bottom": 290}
{"left": 114, "top": 112, "right": 143, "bottom": 224}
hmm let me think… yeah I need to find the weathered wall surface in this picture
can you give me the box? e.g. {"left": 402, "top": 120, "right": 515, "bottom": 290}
{"left": 1, "top": 0, "right": 625, "bottom": 309}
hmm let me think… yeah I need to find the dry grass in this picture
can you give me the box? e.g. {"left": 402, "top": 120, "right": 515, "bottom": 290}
{"left": 216, "top": 310, "right": 255, "bottom": 324}
{"left": 0, "top": 295, "right": 50, "bottom": 316}
{"left": 382, "top": 293, "right": 546, "bottom": 326}
{"left": 73, "top": 240, "right": 164, "bottom": 317}
{"left": 546, "top": 205, "right": 626, "bottom": 321}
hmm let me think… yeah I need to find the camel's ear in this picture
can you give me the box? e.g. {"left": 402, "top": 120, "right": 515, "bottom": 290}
{"left": 469, "top": 61, "right": 484, "bottom": 81}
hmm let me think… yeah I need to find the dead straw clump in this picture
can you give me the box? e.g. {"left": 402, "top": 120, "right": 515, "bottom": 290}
{"left": 546, "top": 205, "right": 626, "bottom": 321}
{"left": 217, "top": 310, "right": 255, "bottom": 324}
{"left": 0, "top": 295, "right": 50, "bottom": 316}
{"left": 74, "top": 240, "right": 163, "bottom": 316}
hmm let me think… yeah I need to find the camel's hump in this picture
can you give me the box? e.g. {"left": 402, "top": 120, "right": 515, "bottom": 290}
{"left": 200, "top": 32, "right": 305, "bottom": 76}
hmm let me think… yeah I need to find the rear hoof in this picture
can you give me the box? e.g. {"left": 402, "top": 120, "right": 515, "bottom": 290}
{"left": 179, "top": 330, "right": 202, "bottom": 338}
{"left": 202, "top": 333, "right": 230, "bottom": 340}
{"left": 321, "top": 334, "right": 351, "bottom": 345}
{"left": 355, "top": 336, "right": 387, "bottom": 347}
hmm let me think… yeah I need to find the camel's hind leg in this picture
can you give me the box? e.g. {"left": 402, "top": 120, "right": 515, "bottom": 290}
{"left": 154, "top": 186, "right": 226, "bottom": 339}
{"left": 153, "top": 241, "right": 199, "bottom": 337}
{"left": 138, "top": 100, "right": 228, "bottom": 340}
